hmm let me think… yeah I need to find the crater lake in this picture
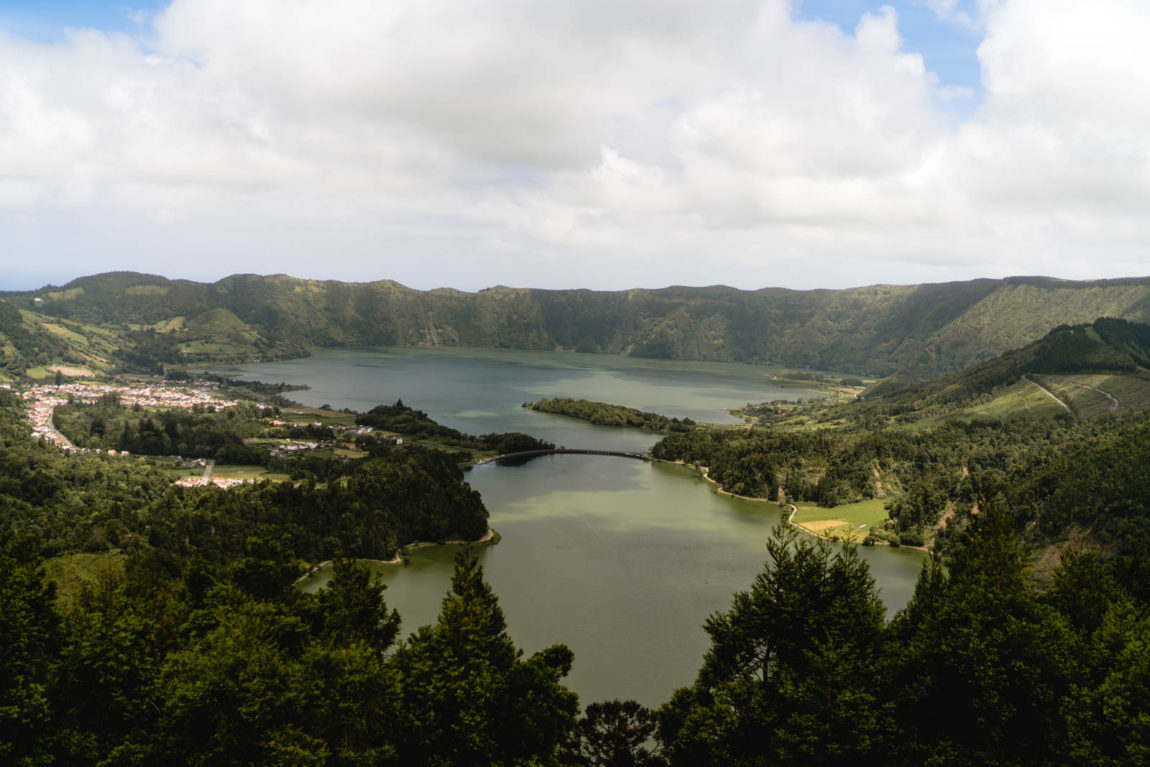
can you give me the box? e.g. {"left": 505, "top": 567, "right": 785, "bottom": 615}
{"left": 211, "top": 346, "right": 926, "bottom": 706}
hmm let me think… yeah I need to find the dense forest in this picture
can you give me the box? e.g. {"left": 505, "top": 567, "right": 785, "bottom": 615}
{"left": 658, "top": 515, "right": 1150, "bottom": 766}
{"left": 0, "top": 392, "right": 489, "bottom": 563}
{"left": 53, "top": 396, "right": 276, "bottom": 464}
{"left": 653, "top": 409, "right": 1150, "bottom": 564}
{"left": 527, "top": 398, "right": 696, "bottom": 432}
{"left": 9, "top": 272, "right": 1150, "bottom": 379}
{"left": 356, "top": 401, "right": 553, "bottom": 455}
{"left": 5, "top": 467, "right": 1149, "bottom": 765}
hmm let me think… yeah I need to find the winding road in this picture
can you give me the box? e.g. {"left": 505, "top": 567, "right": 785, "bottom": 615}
{"left": 1074, "top": 383, "right": 1120, "bottom": 412}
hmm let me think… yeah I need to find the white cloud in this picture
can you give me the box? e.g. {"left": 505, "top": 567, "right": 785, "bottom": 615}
{"left": 0, "top": 0, "right": 1148, "bottom": 290}
{"left": 921, "top": 0, "right": 980, "bottom": 30}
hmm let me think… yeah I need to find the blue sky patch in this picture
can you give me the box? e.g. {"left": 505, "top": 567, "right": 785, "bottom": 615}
{"left": 0, "top": 1, "right": 165, "bottom": 43}
{"left": 798, "top": 0, "right": 983, "bottom": 95}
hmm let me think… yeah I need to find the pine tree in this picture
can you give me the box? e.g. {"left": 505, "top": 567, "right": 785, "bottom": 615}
{"left": 393, "top": 552, "right": 578, "bottom": 766}
{"left": 658, "top": 526, "right": 887, "bottom": 766}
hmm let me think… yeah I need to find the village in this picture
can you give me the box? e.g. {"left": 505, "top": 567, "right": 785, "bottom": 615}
{"left": 20, "top": 380, "right": 241, "bottom": 452}
{"left": 22, "top": 380, "right": 240, "bottom": 411}
{"left": 173, "top": 474, "right": 254, "bottom": 490}
{"left": 19, "top": 380, "right": 262, "bottom": 488}
{"left": 18, "top": 379, "right": 395, "bottom": 489}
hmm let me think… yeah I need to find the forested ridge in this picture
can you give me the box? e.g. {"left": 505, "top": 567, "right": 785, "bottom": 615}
{"left": 9, "top": 271, "right": 1150, "bottom": 379}
{"left": 848, "top": 317, "right": 1150, "bottom": 417}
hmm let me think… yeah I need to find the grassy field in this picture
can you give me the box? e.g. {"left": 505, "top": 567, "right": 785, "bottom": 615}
{"left": 40, "top": 322, "right": 87, "bottom": 344}
{"left": 911, "top": 379, "right": 1066, "bottom": 429}
{"left": 333, "top": 446, "right": 368, "bottom": 459}
{"left": 1033, "top": 372, "right": 1150, "bottom": 419}
{"left": 281, "top": 406, "right": 359, "bottom": 427}
{"left": 912, "top": 371, "right": 1150, "bottom": 428}
{"left": 966, "top": 379, "right": 1067, "bottom": 421}
{"left": 169, "top": 464, "right": 290, "bottom": 482}
{"left": 1033, "top": 375, "right": 1114, "bottom": 420}
{"left": 211, "top": 464, "right": 290, "bottom": 481}
{"left": 178, "top": 341, "right": 247, "bottom": 357}
{"left": 21, "top": 309, "right": 123, "bottom": 374}
{"left": 1086, "top": 372, "right": 1150, "bottom": 409}
{"left": 791, "top": 497, "right": 891, "bottom": 542}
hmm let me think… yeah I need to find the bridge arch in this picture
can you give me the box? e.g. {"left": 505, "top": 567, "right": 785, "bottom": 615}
{"left": 473, "top": 447, "right": 652, "bottom": 465}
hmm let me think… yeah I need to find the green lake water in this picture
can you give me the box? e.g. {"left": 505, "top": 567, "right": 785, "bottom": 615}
{"left": 213, "top": 347, "right": 925, "bottom": 707}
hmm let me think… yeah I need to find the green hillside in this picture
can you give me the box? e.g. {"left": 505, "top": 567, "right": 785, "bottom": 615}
{"left": 0, "top": 299, "right": 121, "bottom": 380}
{"left": 175, "top": 308, "right": 271, "bottom": 362}
{"left": 915, "top": 318, "right": 1150, "bottom": 422}
{"left": 9, "top": 272, "right": 1150, "bottom": 377}
{"left": 655, "top": 318, "right": 1150, "bottom": 557}
{"left": 762, "top": 318, "right": 1150, "bottom": 429}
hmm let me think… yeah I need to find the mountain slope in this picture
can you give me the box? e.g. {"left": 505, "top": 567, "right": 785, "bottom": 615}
{"left": 0, "top": 300, "right": 121, "bottom": 380}
{"left": 8, "top": 272, "right": 1150, "bottom": 377}
{"left": 849, "top": 318, "right": 1150, "bottom": 424}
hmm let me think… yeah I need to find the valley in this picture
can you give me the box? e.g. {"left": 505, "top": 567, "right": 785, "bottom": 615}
{"left": 4, "top": 273, "right": 1150, "bottom": 764}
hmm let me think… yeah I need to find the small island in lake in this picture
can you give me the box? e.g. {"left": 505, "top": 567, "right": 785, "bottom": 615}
{"left": 526, "top": 397, "right": 696, "bottom": 432}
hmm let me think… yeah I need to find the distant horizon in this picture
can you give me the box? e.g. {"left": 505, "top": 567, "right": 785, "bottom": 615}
{"left": 5, "top": 269, "right": 1150, "bottom": 298}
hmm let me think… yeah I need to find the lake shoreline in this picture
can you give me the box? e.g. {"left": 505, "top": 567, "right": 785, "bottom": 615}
{"left": 687, "top": 461, "right": 927, "bottom": 551}
{"left": 676, "top": 460, "right": 775, "bottom": 504}
{"left": 294, "top": 528, "right": 499, "bottom": 585}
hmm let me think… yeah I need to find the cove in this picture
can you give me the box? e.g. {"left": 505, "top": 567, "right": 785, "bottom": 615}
{"left": 214, "top": 346, "right": 925, "bottom": 707}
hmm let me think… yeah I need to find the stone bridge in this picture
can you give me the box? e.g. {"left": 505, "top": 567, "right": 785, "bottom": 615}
{"left": 473, "top": 447, "right": 652, "bottom": 465}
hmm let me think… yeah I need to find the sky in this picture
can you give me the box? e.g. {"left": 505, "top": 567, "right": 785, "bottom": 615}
{"left": 0, "top": 0, "right": 1148, "bottom": 292}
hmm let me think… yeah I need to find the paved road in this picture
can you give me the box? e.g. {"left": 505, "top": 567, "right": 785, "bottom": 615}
{"left": 45, "top": 406, "right": 76, "bottom": 450}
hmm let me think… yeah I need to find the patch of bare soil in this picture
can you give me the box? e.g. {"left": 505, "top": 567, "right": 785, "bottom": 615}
{"left": 799, "top": 519, "right": 848, "bottom": 534}
{"left": 937, "top": 500, "right": 956, "bottom": 529}
{"left": 872, "top": 466, "right": 886, "bottom": 498}
{"left": 49, "top": 365, "right": 94, "bottom": 377}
